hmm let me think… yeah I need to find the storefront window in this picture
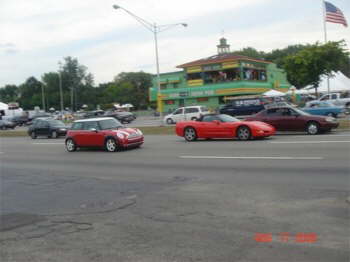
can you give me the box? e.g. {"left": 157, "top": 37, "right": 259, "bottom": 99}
{"left": 243, "top": 68, "right": 267, "bottom": 81}
{"left": 203, "top": 69, "right": 241, "bottom": 84}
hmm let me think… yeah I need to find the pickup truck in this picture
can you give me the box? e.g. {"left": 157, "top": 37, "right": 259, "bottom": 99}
{"left": 306, "top": 92, "right": 350, "bottom": 108}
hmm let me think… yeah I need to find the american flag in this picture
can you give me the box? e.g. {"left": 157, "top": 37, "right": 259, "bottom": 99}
{"left": 324, "top": 1, "right": 348, "bottom": 27}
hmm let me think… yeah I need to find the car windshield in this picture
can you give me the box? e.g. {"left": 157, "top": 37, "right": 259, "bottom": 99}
{"left": 218, "top": 114, "right": 241, "bottom": 122}
{"left": 48, "top": 120, "right": 66, "bottom": 127}
{"left": 99, "top": 119, "right": 123, "bottom": 130}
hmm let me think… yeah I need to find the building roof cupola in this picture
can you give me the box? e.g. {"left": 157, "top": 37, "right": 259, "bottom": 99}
{"left": 217, "top": 37, "right": 230, "bottom": 54}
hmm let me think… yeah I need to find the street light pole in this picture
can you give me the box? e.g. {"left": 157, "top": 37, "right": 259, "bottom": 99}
{"left": 41, "top": 83, "right": 46, "bottom": 112}
{"left": 58, "top": 62, "right": 64, "bottom": 112}
{"left": 112, "top": 4, "right": 187, "bottom": 122}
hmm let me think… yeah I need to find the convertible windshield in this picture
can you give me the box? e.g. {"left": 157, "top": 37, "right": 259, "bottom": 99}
{"left": 99, "top": 119, "right": 123, "bottom": 130}
{"left": 218, "top": 114, "right": 241, "bottom": 122}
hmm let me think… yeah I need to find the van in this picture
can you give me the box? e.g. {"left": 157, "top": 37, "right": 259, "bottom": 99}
{"left": 219, "top": 97, "right": 269, "bottom": 116}
{"left": 164, "top": 106, "right": 209, "bottom": 124}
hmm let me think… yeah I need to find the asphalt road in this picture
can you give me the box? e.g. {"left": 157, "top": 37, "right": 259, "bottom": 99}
{"left": 0, "top": 132, "right": 349, "bottom": 262}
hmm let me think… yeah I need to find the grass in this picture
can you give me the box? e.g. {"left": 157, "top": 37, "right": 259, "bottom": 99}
{"left": 0, "top": 120, "right": 349, "bottom": 137}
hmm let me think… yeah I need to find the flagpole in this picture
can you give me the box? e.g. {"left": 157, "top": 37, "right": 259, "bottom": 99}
{"left": 322, "top": 0, "right": 330, "bottom": 95}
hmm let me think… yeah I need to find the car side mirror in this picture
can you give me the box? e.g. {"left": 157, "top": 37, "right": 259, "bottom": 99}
{"left": 212, "top": 120, "right": 220, "bottom": 125}
{"left": 90, "top": 128, "right": 98, "bottom": 132}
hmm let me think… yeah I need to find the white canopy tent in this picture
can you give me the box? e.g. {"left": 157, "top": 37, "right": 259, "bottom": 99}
{"left": 303, "top": 71, "right": 350, "bottom": 93}
{"left": 262, "top": 89, "right": 286, "bottom": 97}
{"left": 0, "top": 102, "right": 8, "bottom": 110}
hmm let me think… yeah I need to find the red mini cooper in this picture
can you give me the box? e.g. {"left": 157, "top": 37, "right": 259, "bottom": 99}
{"left": 65, "top": 117, "right": 144, "bottom": 152}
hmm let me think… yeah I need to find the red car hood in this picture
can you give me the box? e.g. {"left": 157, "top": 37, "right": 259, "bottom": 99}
{"left": 242, "top": 121, "right": 275, "bottom": 130}
{"left": 111, "top": 127, "right": 141, "bottom": 137}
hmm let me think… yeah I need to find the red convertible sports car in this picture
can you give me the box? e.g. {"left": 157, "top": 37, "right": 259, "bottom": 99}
{"left": 176, "top": 114, "right": 275, "bottom": 141}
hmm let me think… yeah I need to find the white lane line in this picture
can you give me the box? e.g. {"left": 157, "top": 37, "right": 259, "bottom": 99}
{"left": 32, "top": 143, "right": 63, "bottom": 145}
{"left": 284, "top": 134, "right": 350, "bottom": 138}
{"left": 180, "top": 156, "right": 324, "bottom": 160}
{"left": 270, "top": 141, "right": 350, "bottom": 144}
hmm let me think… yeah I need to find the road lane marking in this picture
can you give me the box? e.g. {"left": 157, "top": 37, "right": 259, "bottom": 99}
{"left": 32, "top": 143, "right": 63, "bottom": 145}
{"left": 270, "top": 141, "right": 350, "bottom": 144}
{"left": 180, "top": 156, "right": 324, "bottom": 160}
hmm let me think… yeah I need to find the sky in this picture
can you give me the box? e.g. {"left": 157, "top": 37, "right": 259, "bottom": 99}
{"left": 0, "top": 0, "right": 349, "bottom": 87}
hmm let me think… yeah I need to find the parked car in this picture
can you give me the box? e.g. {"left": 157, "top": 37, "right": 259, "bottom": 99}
{"left": 306, "top": 92, "right": 350, "bottom": 108}
{"left": 27, "top": 113, "right": 52, "bottom": 125}
{"left": 9, "top": 115, "right": 29, "bottom": 126}
{"left": 219, "top": 96, "right": 270, "bottom": 116}
{"left": 164, "top": 106, "right": 209, "bottom": 124}
{"left": 104, "top": 111, "right": 136, "bottom": 124}
{"left": 0, "top": 119, "right": 16, "bottom": 130}
{"left": 65, "top": 117, "right": 144, "bottom": 152}
{"left": 82, "top": 110, "right": 105, "bottom": 119}
{"left": 28, "top": 119, "right": 68, "bottom": 139}
{"left": 245, "top": 105, "right": 339, "bottom": 134}
{"left": 176, "top": 114, "right": 275, "bottom": 141}
{"left": 301, "top": 101, "right": 346, "bottom": 118}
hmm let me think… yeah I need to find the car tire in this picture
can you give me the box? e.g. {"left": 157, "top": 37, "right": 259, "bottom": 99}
{"left": 65, "top": 138, "right": 76, "bottom": 152}
{"left": 191, "top": 117, "right": 198, "bottom": 121}
{"left": 345, "top": 102, "right": 350, "bottom": 109}
{"left": 105, "top": 138, "right": 118, "bottom": 152}
{"left": 306, "top": 121, "right": 319, "bottom": 135}
{"left": 184, "top": 127, "right": 197, "bottom": 142}
{"left": 166, "top": 118, "right": 174, "bottom": 125}
{"left": 237, "top": 126, "right": 251, "bottom": 141}
{"left": 31, "top": 132, "right": 37, "bottom": 139}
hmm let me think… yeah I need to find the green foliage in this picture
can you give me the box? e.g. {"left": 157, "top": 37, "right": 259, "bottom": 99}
{"left": 0, "top": 85, "right": 19, "bottom": 103}
{"left": 283, "top": 41, "right": 349, "bottom": 91}
{"left": 17, "top": 77, "right": 43, "bottom": 110}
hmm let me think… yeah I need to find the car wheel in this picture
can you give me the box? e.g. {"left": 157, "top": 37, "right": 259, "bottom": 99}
{"left": 166, "top": 118, "right": 174, "bottom": 125}
{"left": 65, "top": 138, "right": 76, "bottom": 152}
{"left": 105, "top": 138, "right": 118, "bottom": 152}
{"left": 345, "top": 102, "right": 350, "bottom": 109}
{"left": 306, "top": 121, "right": 319, "bottom": 135}
{"left": 184, "top": 127, "right": 197, "bottom": 142}
{"left": 237, "top": 126, "right": 251, "bottom": 141}
{"left": 51, "top": 131, "right": 58, "bottom": 139}
{"left": 31, "top": 132, "right": 37, "bottom": 139}
{"left": 191, "top": 117, "right": 198, "bottom": 121}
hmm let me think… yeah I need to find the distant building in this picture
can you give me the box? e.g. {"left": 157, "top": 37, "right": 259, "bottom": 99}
{"left": 149, "top": 38, "right": 291, "bottom": 112}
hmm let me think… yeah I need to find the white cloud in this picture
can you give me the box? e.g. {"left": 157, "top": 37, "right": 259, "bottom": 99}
{"left": 0, "top": 0, "right": 349, "bottom": 86}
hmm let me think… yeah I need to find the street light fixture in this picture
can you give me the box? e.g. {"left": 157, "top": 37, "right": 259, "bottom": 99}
{"left": 112, "top": 4, "right": 187, "bottom": 121}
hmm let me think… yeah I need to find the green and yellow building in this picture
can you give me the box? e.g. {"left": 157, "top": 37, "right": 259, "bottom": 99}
{"left": 149, "top": 38, "right": 290, "bottom": 113}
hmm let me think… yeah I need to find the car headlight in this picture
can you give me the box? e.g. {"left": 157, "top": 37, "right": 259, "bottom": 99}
{"left": 135, "top": 129, "right": 143, "bottom": 135}
{"left": 325, "top": 117, "right": 336, "bottom": 122}
{"left": 116, "top": 133, "right": 125, "bottom": 139}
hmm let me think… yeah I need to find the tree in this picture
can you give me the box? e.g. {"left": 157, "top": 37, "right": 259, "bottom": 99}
{"left": 283, "top": 41, "right": 349, "bottom": 95}
{"left": 58, "top": 56, "right": 95, "bottom": 111}
{"left": 18, "top": 77, "right": 43, "bottom": 110}
{"left": 0, "top": 85, "right": 19, "bottom": 103}
{"left": 232, "top": 47, "right": 265, "bottom": 60}
{"left": 113, "top": 71, "right": 153, "bottom": 110}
